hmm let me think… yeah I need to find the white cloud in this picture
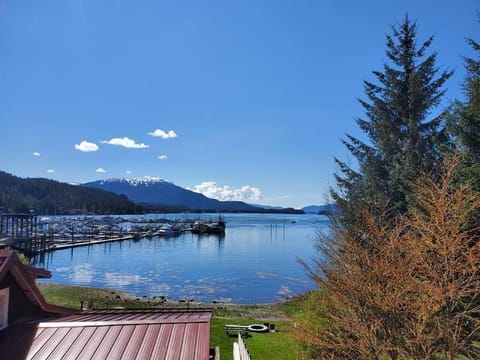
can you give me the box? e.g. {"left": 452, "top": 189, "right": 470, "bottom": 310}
{"left": 33, "top": 152, "right": 41, "bottom": 157}
{"left": 75, "top": 141, "right": 99, "bottom": 152}
{"left": 148, "top": 129, "right": 178, "bottom": 139}
{"left": 47, "top": 169, "right": 56, "bottom": 173}
{"left": 101, "top": 137, "right": 149, "bottom": 149}
{"left": 96, "top": 168, "right": 107, "bottom": 173}
{"left": 126, "top": 170, "right": 132, "bottom": 174}
{"left": 158, "top": 155, "right": 168, "bottom": 160}
{"left": 189, "top": 181, "right": 262, "bottom": 202}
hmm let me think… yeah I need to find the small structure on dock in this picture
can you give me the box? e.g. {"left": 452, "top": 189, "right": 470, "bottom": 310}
{"left": 0, "top": 213, "right": 48, "bottom": 254}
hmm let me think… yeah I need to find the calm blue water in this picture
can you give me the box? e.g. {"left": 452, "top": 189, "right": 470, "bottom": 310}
{"left": 34, "top": 213, "right": 326, "bottom": 304}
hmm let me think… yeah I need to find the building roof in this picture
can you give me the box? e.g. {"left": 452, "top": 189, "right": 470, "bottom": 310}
{"left": 0, "top": 309, "right": 212, "bottom": 360}
{"left": 0, "top": 250, "right": 72, "bottom": 316}
{"left": 0, "top": 250, "right": 50, "bottom": 280}
{"left": 0, "top": 251, "right": 214, "bottom": 359}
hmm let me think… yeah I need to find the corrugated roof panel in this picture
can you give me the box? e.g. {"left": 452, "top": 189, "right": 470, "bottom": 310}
{"left": 126, "top": 312, "right": 146, "bottom": 321}
{"left": 163, "top": 312, "right": 181, "bottom": 321}
{"left": 150, "top": 323, "right": 173, "bottom": 360}
{"left": 59, "top": 326, "right": 97, "bottom": 360}
{"left": 138, "top": 312, "right": 160, "bottom": 321}
{"left": 100, "top": 325, "right": 136, "bottom": 360}
{"left": 1, "top": 310, "right": 212, "bottom": 359}
{"left": 196, "top": 322, "right": 211, "bottom": 360}
{"left": 52, "top": 309, "right": 212, "bottom": 323}
{"left": 76, "top": 325, "right": 111, "bottom": 359}
{"left": 133, "top": 324, "right": 161, "bottom": 360}
{"left": 91, "top": 325, "right": 127, "bottom": 360}
{"left": 119, "top": 324, "right": 148, "bottom": 360}
{"left": 26, "top": 327, "right": 58, "bottom": 359}
{"left": 44, "top": 326, "right": 82, "bottom": 359}
{"left": 180, "top": 323, "right": 199, "bottom": 360}
{"left": 96, "top": 313, "right": 126, "bottom": 322}
{"left": 30, "top": 327, "right": 70, "bottom": 360}
{"left": 165, "top": 323, "right": 186, "bottom": 360}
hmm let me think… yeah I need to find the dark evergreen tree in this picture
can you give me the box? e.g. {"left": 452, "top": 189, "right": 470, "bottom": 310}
{"left": 446, "top": 31, "right": 480, "bottom": 242}
{"left": 456, "top": 38, "right": 480, "bottom": 159}
{"left": 332, "top": 16, "right": 453, "bottom": 227}
{"left": 0, "top": 171, "right": 138, "bottom": 214}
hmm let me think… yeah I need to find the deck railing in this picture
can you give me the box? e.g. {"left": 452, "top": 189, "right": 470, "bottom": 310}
{"left": 234, "top": 333, "right": 251, "bottom": 360}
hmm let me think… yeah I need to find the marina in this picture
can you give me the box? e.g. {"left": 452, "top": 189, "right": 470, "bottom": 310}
{"left": 29, "top": 213, "right": 324, "bottom": 304}
{"left": 0, "top": 213, "right": 227, "bottom": 254}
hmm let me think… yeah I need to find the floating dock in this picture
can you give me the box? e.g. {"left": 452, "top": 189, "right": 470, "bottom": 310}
{"left": 0, "top": 214, "right": 226, "bottom": 255}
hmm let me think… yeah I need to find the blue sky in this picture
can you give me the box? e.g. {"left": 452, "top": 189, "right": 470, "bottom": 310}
{"left": 1, "top": 1, "right": 478, "bottom": 208}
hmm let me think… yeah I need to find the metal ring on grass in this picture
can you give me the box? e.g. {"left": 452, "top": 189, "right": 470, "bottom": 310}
{"left": 247, "top": 324, "right": 269, "bottom": 332}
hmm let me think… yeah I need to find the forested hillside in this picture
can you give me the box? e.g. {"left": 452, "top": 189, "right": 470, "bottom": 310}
{"left": 0, "top": 171, "right": 137, "bottom": 214}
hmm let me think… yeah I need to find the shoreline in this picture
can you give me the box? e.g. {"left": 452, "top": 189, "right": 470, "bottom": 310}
{"left": 29, "top": 212, "right": 317, "bottom": 306}
{"left": 37, "top": 282, "right": 305, "bottom": 320}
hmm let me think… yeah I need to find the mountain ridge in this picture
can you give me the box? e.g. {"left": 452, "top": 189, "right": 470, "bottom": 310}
{"left": 0, "top": 170, "right": 137, "bottom": 214}
{"left": 82, "top": 177, "right": 304, "bottom": 213}
{"left": 0, "top": 171, "right": 315, "bottom": 214}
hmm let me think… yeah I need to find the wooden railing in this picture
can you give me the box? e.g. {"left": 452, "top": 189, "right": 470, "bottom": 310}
{"left": 233, "top": 333, "right": 251, "bottom": 360}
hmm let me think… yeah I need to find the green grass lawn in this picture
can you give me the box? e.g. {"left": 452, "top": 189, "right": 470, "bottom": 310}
{"left": 38, "top": 283, "right": 305, "bottom": 359}
{"left": 38, "top": 283, "right": 167, "bottom": 309}
{"left": 210, "top": 317, "right": 299, "bottom": 359}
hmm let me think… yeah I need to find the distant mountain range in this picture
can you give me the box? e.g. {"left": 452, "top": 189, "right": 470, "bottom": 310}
{"left": 0, "top": 170, "right": 330, "bottom": 215}
{"left": 82, "top": 177, "right": 304, "bottom": 214}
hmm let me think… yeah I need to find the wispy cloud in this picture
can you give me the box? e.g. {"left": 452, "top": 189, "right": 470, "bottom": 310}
{"left": 47, "top": 169, "right": 56, "bottom": 173}
{"left": 101, "top": 137, "right": 149, "bottom": 149}
{"left": 96, "top": 168, "right": 106, "bottom": 173}
{"left": 158, "top": 155, "right": 168, "bottom": 160}
{"left": 189, "top": 181, "right": 262, "bottom": 202}
{"left": 126, "top": 170, "right": 132, "bottom": 175}
{"left": 33, "top": 152, "right": 41, "bottom": 157}
{"left": 75, "top": 141, "right": 99, "bottom": 152}
{"left": 148, "top": 129, "right": 178, "bottom": 139}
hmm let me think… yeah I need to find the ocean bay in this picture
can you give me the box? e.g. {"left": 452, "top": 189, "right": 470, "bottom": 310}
{"left": 33, "top": 213, "right": 326, "bottom": 304}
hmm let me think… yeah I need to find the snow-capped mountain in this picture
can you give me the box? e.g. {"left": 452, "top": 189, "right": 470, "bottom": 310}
{"left": 94, "top": 176, "right": 170, "bottom": 187}
{"left": 82, "top": 177, "right": 261, "bottom": 212}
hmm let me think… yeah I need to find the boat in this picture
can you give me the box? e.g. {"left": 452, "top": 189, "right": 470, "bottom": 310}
{"left": 155, "top": 224, "right": 182, "bottom": 237}
{"left": 191, "top": 216, "right": 226, "bottom": 235}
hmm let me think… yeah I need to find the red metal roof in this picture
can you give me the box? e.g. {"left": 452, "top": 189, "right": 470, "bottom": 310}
{"left": 0, "top": 251, "right": 213, "bottom": 359}
{"left": 0, "top": 309, "right": 212, "bottom": 360}
{"left": 0, "top": 250, "right": 73, "bottom": 317}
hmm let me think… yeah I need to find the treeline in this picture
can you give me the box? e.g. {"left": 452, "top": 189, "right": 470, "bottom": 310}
{"left": 118, "top": 202, "right": 304, "bottom": 214}
{"left": 0, "top": 171, "right": 306, "bottom": 215}
{"left": 189, "top": 207, "right": 305, "bottom": 214}
{"left": 0, "top": 171, "right": 137, "bottom": 215}
{"left": 295, "top": 16, "right": 480, "bottom": 359}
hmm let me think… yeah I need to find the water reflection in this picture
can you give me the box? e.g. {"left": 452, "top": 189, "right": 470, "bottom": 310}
{"left": 33, "top": 213, "right": 325, "bottom": 304}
